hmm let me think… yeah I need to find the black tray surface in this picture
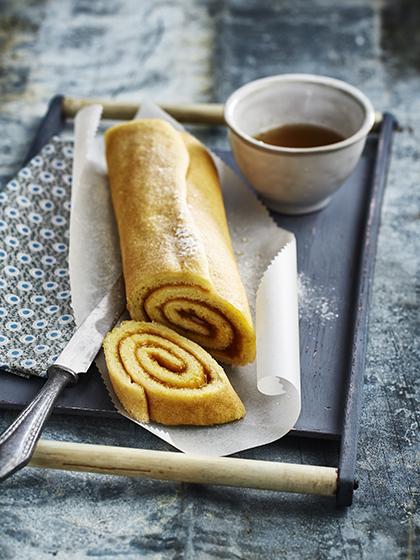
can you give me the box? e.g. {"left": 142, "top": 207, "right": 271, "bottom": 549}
{"left": 0, "top": 138, "right": 378, "bottom": 432}
{"left": 0, "top": 115, "right": 388, "bottom": 436}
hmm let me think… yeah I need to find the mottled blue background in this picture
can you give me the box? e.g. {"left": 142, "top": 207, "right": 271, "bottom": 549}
{"left": 0, "top": 1, "right": 418, "bottom": 558}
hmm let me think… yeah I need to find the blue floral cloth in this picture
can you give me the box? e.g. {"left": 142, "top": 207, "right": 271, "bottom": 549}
{"left": 0, "top": 137, "right": 76, "bottom": 378}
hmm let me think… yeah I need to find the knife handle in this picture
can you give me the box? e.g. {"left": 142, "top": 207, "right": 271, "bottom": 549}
{"left": 0, "top": 366, "right": 78, "bottom": 482}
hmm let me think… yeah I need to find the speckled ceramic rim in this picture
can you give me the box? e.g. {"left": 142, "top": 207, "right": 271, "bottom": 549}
{"left": 224, "top": 74, "right": 376, "bottom": 155}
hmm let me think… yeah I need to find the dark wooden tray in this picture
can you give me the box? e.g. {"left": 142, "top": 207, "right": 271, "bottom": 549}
{"left": 0, "top": 96, "right": 395, "bottom": 506}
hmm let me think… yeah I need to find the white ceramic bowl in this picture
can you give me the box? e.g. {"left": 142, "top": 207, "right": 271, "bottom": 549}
{"left": 224, "top": 74, "right": 375, "bottom": 214}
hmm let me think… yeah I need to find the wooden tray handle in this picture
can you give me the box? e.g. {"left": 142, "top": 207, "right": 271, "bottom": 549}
{"left": 30, "top": 439, "right": 337, "bottom": 497}
{"left": 62, "top": 97, "right": 225, "bottom": 124}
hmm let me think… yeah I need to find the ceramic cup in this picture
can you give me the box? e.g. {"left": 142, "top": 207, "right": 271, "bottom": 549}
{"left": 224, "top": 74, "right": 375, "bottom": 215}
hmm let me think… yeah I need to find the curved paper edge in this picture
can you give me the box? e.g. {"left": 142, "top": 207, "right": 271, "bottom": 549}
{"left": 256, "top": 236, "right": 301, "bottom": 427}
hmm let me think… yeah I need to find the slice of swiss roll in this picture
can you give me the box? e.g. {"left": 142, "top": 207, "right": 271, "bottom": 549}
{"left": 103, "top": 321, "right": 245, "bottom": 425}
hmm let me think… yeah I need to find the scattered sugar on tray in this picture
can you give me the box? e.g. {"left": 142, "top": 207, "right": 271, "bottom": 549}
{"left": 298, "top": 272, "right": 339, "bottom": 324}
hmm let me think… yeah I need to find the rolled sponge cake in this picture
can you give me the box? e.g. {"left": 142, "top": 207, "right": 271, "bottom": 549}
{"left": 103, "top": 321, "right": 245, "bottom": 425}
{"left": 105, "top": 119, "right": 256, "bottom": 366}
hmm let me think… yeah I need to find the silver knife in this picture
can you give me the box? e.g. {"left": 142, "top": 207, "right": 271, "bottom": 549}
{"left": 0, "top": 277, "right": 125, "bottom": 481}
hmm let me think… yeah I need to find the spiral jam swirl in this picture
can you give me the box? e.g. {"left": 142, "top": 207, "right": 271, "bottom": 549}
{"left": 103, "top": 321, "right": 245, "bottom": 426}
{"left": 139, "top": 284, "right": 255, "bottom": 365}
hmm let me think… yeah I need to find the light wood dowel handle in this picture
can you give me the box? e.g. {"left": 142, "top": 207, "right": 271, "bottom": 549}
{"left": 62, "top": 97, "right": 225, "bottom": 124}
{"left": 29, "top": 439, "right": 337, "bottom": 496}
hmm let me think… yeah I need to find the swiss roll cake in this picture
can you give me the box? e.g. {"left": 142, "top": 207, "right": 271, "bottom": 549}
{"left": 105, "top": 119, "right": 256, "bottom": 366}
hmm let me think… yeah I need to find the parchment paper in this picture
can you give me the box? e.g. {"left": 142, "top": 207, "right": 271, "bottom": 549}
{"left": 69, "top": 102, "right": 300, "bottom": 456}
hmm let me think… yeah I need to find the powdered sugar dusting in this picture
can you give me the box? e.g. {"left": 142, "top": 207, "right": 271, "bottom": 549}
{"left": 298, "top": 273, "right": 339, "bottom": 324}
{"left": 174, "top": 221, "right": 200, "bottom": 258}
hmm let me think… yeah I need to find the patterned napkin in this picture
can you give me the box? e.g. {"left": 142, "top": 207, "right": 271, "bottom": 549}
{"left": 0, "top": 137, "right": 76, "bottom": 378}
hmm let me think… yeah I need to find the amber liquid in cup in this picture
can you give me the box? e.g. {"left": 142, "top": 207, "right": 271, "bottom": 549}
{"left": 255, "top": 123, "right": 345, "bottom": 148}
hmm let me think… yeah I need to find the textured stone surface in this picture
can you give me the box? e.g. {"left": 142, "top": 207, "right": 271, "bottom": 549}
{"left": 0, "top": 0, "right": 419, "bottom": 558}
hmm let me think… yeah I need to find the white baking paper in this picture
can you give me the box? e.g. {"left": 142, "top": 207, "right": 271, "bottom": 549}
{"left": 69, "top": 102, "right": 300, "bottom": 456}
{"left": 69, "top": 106, "right": 121, "bottom": 324}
